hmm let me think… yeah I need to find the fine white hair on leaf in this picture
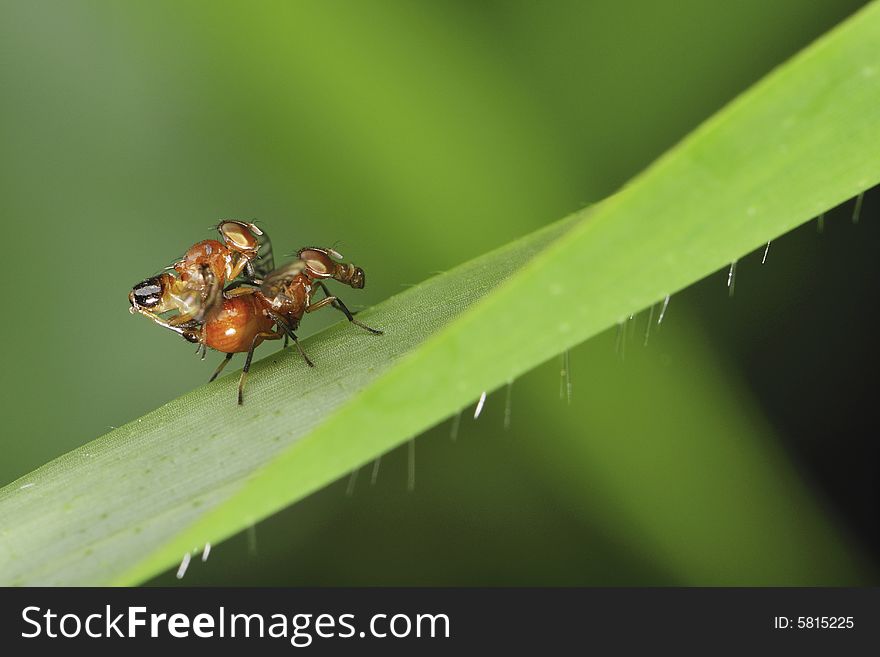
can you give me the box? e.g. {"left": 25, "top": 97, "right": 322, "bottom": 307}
{"left": 559, "top": 352, "right": 572, "bottom": 404}
{"left": 345, "top": 468, "right": 359, "bottom": 497}
{"left": 370, "top": 457, "right": 381, "bottom": 486}
{"left": 503, "top": 380, "right": 514, "bottom": 430}
{"left": 176, "top": 553, "right": 191, "bottom": 579}
{"left": 407, "top": 439, "right": 415, "bottom": 492}
{"left": 450, "top": 410, "right": 463, "bottom": 441}
{"left": 657, "top": 294, "right": 671, "bottom": 325}
{"left": 473, "top": 391, "right": 487, "bottom": 419}
{"left": 247, "top": 525, "right": 257, "bottom": 557}
{"left": 727, "top": 260, "right": 738, "bottom": 297}
{"left": 852, "top": 191, "right": 865, "bottom": 224}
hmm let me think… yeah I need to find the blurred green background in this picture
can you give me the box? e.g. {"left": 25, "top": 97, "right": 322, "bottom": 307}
{"left": 0, "top": 0, "right": 876, "bottom": 585}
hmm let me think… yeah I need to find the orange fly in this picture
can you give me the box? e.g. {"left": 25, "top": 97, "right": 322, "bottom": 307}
{"left": 129, "top": 226, "right": 381, "bottom": 404}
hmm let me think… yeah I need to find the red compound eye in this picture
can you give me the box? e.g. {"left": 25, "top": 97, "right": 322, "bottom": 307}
{"left": 218, "top": 220, "right": 260, "bottom": 253}
{"left": 298, "top": 248, "right": 335, "bottom": 278}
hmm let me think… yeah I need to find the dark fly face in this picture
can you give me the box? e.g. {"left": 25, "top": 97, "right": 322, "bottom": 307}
{"left": 130, "top": 276, "right": 165, "bottom": 308}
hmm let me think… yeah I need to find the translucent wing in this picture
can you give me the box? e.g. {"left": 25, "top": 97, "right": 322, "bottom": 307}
{"left": 166, "top": 264, "right": 223, "bottom": 325}
{"left": 247, "top": 227, "right": 276, "bottom": 280}
{"left": 197, "top": 265, "right": 223, "bottom": 321}
{"left": 260, "top": 259, "right": 305, "bottom": 296}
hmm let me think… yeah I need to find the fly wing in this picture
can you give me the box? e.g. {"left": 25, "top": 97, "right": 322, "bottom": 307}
{"left": 197, "top": 265, "right": 223, "bottom": 321}
{"left": 169, "top": 264, "right": 221, "bottom": 324}
{"left": 260, "top": 259, "right": 306, "bottom": 297}
{"left": 247, "top": 228, "right": 276, "bottom": 281}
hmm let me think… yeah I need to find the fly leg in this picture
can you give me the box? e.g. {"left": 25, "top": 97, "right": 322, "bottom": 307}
{"left": 238, "top": 330, "right": 284, "bottom": 405}
{"left": 131, "top": 306, "right": 200, "bottom": 339}
{"left": 308, "top": 282, "right": 383, "bottom": 335}
{"left": 267, "top": 311, "right": 314, "bottom": 367}
{"left": 209, "top": 353, "right": 234, "bottom": 382}
{"left": 223, "top": 283, "right": 261, "bottom": 298}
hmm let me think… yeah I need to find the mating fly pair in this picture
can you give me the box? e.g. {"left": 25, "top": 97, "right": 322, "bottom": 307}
{"left": 129, "top": 221, "right": 381, "bottom": 404}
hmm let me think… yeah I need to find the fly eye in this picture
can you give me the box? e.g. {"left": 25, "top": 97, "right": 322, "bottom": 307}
{"left": 298, "top": 248, "right": 334, "bottom": 277}
{"left": 131, "top": 277, "right": 165, "bottom": 308}
{"left": 218, "top": 220, "right": 259, "bottom": 252}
